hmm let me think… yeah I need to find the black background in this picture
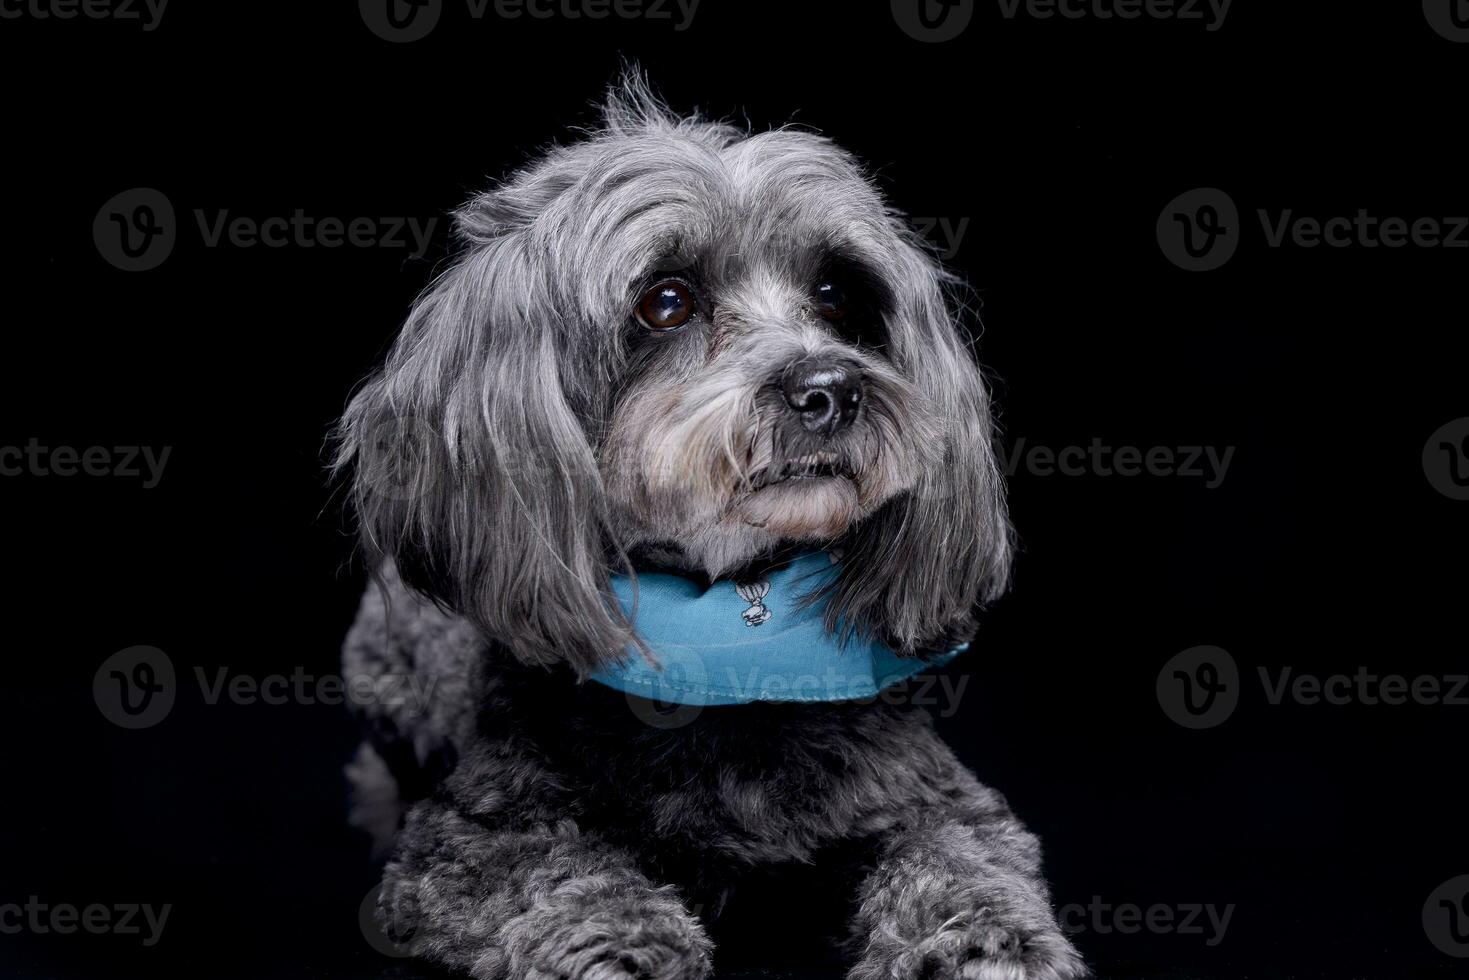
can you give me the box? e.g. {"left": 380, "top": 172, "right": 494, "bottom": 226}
{"left": 1, "top": 2, "right": 1466, "bottom": 978}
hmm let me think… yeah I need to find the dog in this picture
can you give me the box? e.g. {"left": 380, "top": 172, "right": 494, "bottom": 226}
{"left": 334, "top": 71, "right": 1087, "bottom": 980}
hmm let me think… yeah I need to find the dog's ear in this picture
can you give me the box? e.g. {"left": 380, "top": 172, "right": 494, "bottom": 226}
{"left": 824, "top": 233, "right": 1013, "bottom": 654}
{"left": 334, "top": 192, "right": 633, "bottom": 676}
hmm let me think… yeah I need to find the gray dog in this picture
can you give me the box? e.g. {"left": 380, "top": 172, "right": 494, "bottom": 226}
{"left": 335, "top": 72, "right": 1086, "bottom": 980}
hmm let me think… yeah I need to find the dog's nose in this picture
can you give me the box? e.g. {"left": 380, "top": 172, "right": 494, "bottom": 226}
{"left": 782, "top": 360, "right": 862, "bottom": 436}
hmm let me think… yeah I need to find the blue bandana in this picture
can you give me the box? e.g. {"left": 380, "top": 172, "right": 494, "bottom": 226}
{"left": 588, "top": 552, "right": 966, "bottom": 706}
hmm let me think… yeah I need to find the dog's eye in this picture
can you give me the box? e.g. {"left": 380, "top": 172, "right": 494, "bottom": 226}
{"left": 637, "top": 280, "right": 696, "bottom": 331}
{"left": 814, "top": 281, "right": 848, "bottom": 321}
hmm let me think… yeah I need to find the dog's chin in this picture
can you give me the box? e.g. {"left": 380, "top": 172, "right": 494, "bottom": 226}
{"left": 731, "top": 475, "right": 862, "bottom": 540}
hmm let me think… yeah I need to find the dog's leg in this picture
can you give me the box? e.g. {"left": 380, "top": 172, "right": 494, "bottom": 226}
{"left": 376, "top": 796, "right": 712, "bottom": 980}
{"left": 847, "top": 792, "right": 1086, "bottom": 980}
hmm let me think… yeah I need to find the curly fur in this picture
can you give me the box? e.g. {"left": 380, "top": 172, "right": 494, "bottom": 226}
{"left": 335, "top": 69, "right": 1084, "bottom": 980}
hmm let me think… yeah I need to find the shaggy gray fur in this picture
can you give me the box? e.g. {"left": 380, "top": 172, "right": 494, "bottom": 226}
{"left": 336, "top": 71, "right": 1085, "bottom": 980}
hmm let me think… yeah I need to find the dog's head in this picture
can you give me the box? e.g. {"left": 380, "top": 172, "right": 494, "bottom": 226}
{"left": 335, "top": 73, "right": 1011, "bottom": 675}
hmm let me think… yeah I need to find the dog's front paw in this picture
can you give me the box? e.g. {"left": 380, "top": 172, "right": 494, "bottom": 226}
{"left": 497, "top": 897, "right": 713, "bottom": 980}
{"left": 853, "top": 911, "right": 1086, "bottom": 980}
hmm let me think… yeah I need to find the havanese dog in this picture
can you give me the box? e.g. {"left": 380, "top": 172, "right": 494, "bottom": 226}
{"left": 334, "top": 71, "right": 1086, "bottom": 980}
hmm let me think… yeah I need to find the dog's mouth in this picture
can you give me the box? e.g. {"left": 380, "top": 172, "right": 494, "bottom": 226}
{"left": 750, "top": 452, "right": 855, "bottom": 490}
{"left": 731, "top": 450, "right": 865, "bottom": 537}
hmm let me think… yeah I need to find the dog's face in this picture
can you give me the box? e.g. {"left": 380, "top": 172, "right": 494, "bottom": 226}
{"left": 600, "top": 193, "right": 944, "bottom": 575}
{"left": 337, "top": 77, "right": 1011, "bottom": 674}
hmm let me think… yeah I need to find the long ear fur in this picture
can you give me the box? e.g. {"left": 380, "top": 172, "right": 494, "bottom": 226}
{"left": 333, "top": 192, "right": 633, "bottom": 676}
{"left": 824, "top": 232, "right": 1014, "bottom": 654}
